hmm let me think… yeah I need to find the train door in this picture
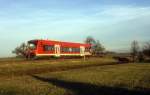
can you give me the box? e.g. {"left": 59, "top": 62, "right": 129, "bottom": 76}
{"left": 80, "top": 46, "right": 85, "bottom": 56}
{"left": 55, "top": 45, "right": 60, "bottom": 57}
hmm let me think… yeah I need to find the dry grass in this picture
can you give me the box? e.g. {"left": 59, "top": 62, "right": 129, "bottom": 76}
{"left": 0, "top": 57, "right": 115, "bottom": 76}
{"left": 0, "top": 57, "right": 150, "bottom": 95}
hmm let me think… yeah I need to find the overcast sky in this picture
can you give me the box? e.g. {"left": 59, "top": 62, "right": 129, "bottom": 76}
{"left": 0, "top": 0, "right": 150, "bottom": 57}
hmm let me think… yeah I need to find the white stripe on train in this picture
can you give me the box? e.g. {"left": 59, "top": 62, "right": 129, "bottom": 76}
{"left": 36, "top": 53, "right": 91, "bottom": 57}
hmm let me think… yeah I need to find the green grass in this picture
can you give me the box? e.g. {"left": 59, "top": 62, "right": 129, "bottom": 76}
{"left": 0, "top": 57, "right": 150, "bottom": 95}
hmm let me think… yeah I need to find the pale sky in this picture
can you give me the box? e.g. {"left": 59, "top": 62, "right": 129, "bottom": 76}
{"left": 0, "top": 0, "right": 150, "bottom": 57}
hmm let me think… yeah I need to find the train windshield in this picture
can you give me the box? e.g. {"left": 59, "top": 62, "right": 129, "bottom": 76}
{"left": 28, "top": 40, "right": 37, "bottom": 50}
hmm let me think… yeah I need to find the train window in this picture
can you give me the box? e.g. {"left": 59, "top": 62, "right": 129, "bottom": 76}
{"left": 72, "top": 48, "right": 75, "bottom": 52}
{"left": 61, "top": 47, "right": 71, "bottom": 52}
{"left": 61, "top": 47, "right": 80, "bottom": 53}
{"left": 43, "top": 45, "right": 54, "bottom": 51}
{"left": 65, "top": 47, "right": 69, "bottom": 52}
{"left": 72, "top": 48, "right": 80, "bottom": 52}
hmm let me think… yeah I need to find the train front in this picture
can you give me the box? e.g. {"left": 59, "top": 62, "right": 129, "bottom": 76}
{"left": 26, "top": 40, "right": 38, "bottom": 59}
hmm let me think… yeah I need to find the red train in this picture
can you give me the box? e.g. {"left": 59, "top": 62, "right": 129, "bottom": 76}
{"left": 25, "top": 39, "right": 91, "bottom": 59}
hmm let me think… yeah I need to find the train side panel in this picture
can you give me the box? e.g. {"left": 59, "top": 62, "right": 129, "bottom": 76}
{"left": 28, "top": 40, "right": 91, "bottom": 58}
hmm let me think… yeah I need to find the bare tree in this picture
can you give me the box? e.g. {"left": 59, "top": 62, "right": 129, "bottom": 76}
{"left": 84, "top": 36, "right": 96, "bottom": 45}
{"left": 85, "top": 36, "right": 105, "bottom": 56}
{"left": 143, "top": 42, "right": 150, "bottom": 57}
{"left": 12, "top": 43, "right": 28, "bottom": 57}
{"left": 131, "top": 40, "right": 139, "bottom": 62}
{"left": 93, "top": 40, "right": 105, "bottom": 55}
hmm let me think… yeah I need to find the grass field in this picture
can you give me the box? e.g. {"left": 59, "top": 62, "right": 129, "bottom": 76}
{"left": 0, "top": 57, "right": 150, "bottom": 95}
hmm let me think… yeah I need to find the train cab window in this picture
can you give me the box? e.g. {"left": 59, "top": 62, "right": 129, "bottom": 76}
{"left": 28, "top": 42, "right": 37, "bottom": 50}
{"left": 43, "top": 45, "right": 54, "bottom": 51}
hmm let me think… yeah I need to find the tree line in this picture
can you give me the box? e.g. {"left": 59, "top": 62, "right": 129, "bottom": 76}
{"left": 12, "top": 37, "right": 150, "bottom": 62}
{"left": 131, "top": 40, "right": 150, "bottom": 62}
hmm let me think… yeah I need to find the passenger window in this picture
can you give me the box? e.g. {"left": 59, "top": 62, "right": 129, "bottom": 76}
{"left": 43, "top": 45, "right": 54, "bottom": 51}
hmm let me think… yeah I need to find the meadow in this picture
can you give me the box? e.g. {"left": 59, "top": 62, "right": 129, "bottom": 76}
{"left": 0, "top": 57, "right": 150, "bottom": 95}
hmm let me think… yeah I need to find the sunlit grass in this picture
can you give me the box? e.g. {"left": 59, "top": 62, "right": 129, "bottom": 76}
{"left": 0, "top": 57, "right": 115, "bottom": 76}
{"left": 0, "top": 57, "right": 149, "bottom": 95}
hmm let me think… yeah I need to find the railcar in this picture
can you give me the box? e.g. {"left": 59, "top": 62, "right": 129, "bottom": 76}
{"left": 25, "top": 39, "right": 91, "bottom": 59}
